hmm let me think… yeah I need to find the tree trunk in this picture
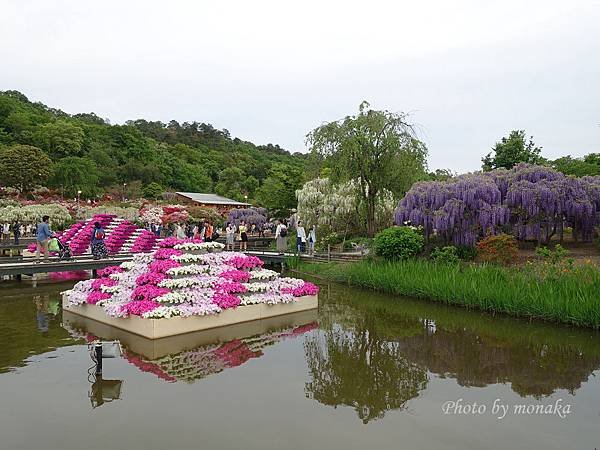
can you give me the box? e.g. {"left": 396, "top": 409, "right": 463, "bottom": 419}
{"left": 366, "top": 194, "right": 376, "bottom": 238}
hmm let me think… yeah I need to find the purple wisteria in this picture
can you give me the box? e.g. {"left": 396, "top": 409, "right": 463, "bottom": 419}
{"left": 395, "top": 164, "right": 600, "bottom": 245}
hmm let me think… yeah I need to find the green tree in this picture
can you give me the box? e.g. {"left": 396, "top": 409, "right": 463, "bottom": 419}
{"left": 307, "top": 101, "right": 427, "bottom": 237}
{"left": 552, "top": 153, "right": 600, "bottom": 177}
{"left": 51, "top": 157, "right": 100, "bottom": 197}
{"left": 34, "top": 120, "right": 84, "bottom": 158}
{"left": 0, "top": 144, "right": 53, "bottom": 191}
{"left": 143, "top": 182, "right": 164, "bottom": 199}
{"left": 255, "top": 163, "right": 303, "bottom": 216}
{"left": 482, "top": 130, "right": 544, "bottom": 171}
{"left": 215, "top": 167, "right": 246, "bottom": 200}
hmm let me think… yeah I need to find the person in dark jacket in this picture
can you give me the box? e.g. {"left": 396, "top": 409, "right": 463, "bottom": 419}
{"left": 91, "top": 222, "right": 108, "bottom": 260}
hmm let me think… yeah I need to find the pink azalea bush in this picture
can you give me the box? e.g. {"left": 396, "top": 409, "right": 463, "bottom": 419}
{"left": 121, "top": 299, "right": 161, "bottom": 316}
{"left": 97, "top": 266, "right": 123, "bottom": 277}
{"left": 219, "top": 269, "right": 251, "bottom": 283}
{"left": 226, "top": 255, "right": 264, "bottom": 270}
{"left": 281, "top": 281, "right": 320, "bottom": 297}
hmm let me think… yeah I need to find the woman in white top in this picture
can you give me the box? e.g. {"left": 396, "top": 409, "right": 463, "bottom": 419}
{"left": 296, "top": 221, "right": 306, "bottom": 253}
{"left": 225, "top": 222, "right": 236, "bottom": 251}
{"left": 275, "top": 220, "right": 288, "bottom": 255}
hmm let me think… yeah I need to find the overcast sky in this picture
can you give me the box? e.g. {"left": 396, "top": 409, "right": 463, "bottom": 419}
{"left": 2, "top": 0, "right": 599, "bottom": 172}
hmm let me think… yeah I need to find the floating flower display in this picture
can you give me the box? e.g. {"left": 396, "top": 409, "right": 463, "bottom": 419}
{"left": 64, "top": 245, "right": 319, "bottom": 319}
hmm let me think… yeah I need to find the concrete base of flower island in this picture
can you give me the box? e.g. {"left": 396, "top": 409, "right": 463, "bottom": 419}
{"left": 62, "top": 294, "right": 318, "bottom": 339}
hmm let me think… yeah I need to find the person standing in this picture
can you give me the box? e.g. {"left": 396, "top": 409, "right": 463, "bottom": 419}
{"left": 238, "top": 220, "right": 248, "bottom": 252}
{"left": 91, "top": 221, "right": 108, "bottom": 260}
{"left": 176, "top": 223, "right": 186, "bottom": 239}
{"left": 275, "top": 220, "right": 288, "bottom": 255}
{"left": 308, "top": 225, "right": 316, "bottom": 256}
{"left": 205, "top": 221, "right": 213, "bottom": 242}
{"left": 296, "top": 220, "right": 306, "bottom": 253}
{"left": 35, "top": 215, "right": 54, "bottom": 263}
{"left": 226, "top": 222, "right": 236, "bottom": 251}
{"left": 13, "top": 220, "right": 21, "bottom": 245}
{"left": 2, "top": 222, "right": 9, "bottom": 243}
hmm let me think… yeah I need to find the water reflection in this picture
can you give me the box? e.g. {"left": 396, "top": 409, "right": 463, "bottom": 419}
{"left": 0, "top": 282, "right": 82, "bottom": 373}
{"left": 63, "top": 309, "right": 318, "bottom": 384}
{"left": 303, "top": 280, "right": 600, "bottom": 422}
{"left": 2, "top": 278, "right": 600, "bottom": 428}
{"left": 89, "top": 376, "right": 124, "bottom": 408}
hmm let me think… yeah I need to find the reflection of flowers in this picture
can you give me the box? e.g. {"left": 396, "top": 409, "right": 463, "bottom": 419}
{"left": 120, "top": 321, "right": 317, "bottom": 383}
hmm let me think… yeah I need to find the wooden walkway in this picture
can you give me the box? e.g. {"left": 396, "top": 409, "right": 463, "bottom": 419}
{"left": 0, "top": 251, "right": 288, "bottom": 278}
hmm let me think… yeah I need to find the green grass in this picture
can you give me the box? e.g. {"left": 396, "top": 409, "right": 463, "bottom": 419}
{"left": 296, "top": 259, "right": 600, "bottom": 328}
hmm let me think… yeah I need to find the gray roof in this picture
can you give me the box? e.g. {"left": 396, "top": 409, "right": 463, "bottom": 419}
{"left": 176, "top": 192, "right": 251, "bottom": 206}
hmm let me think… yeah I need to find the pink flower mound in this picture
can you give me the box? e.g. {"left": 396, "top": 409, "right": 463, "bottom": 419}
{"left": 226, "top": 255, "right": 264, "bottom": 270}
{"left": 219, "top": 269, "right": 251, "bottom": 283}
{"left": 132, "top": 285, "right": 170, "bottom": 302}
{"left": 153, "top": 248, "right": 183, "bottom": 260}
{"left": 136, "top": 272, "right": 166, "bottom": 286}
{"left": 87, "top": 291, "right": 111, "bottom": 305}
{"left": 282, "top": 281, "right": 320, "bottom": 297}
{"left": 149, "top": 259, "right": 180, "bottom": 274}
{"left": 91, "top": 277, "right": 117, "bottom": 290}
{"left": 214, "top": 281, "right": 247, "bottom": 294}
{"left": 212, "top": 292, "right": 241, "bottom": 309}
{"left": 121, "top": 299, "right": 160, "bottom": 316}
{"left": 97, "top": 266, "right": 123, "bottom": 277}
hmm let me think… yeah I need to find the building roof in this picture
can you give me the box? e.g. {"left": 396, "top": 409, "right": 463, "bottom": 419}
{"left": 176, "top": 192, "right": 251, "bottom": 207}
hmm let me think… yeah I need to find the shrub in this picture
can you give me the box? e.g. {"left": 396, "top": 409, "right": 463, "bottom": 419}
{"left": 476, "top": 233, "right": 518, "bottom": 265}
{"left": 455, "top": 245, "right": 477, "bottom": 261}
{"left": 317, "top": 232, "right": 343, "bottom": 251}
{"left": 430, "top": 246, "right": 460, "bottom": 264}
{"left": 373, "top": 226, "right": 424, "bottom": 260}
{"left": 535, "top": 244, "right": 569, "bottom": 265}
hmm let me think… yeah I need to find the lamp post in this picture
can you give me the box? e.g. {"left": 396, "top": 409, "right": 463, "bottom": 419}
{"left": 122, "top": 183, "right": 127, "bottom": 202}
{"left": 77, "top": 190, "right": 82, "bottom": 204}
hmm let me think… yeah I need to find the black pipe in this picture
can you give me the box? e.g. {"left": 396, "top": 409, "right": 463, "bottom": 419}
{"left": 95, "top": 343, "right": 103, "bottom": 375}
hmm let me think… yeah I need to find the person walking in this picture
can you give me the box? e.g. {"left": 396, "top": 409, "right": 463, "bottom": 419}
{"left": 226, "top": 222, "right": 236, "bottom": 251}
{"left": 275, "top": 220, "right": 288, "bottom": 255}
{"left": 308, "top": 225, "right": 316, "bottom": 256}
{"left": 13, "top": 220, "right": 21, "bottom": 245}
{"left": 296, "top": 220, "right": 306, "bottom": 253}
{"left": 91, "top": 222, "right": 108, "bottom": 260}
{"left": 238, "top": 220, "right": 248, "bottom": 252}
{"left": 35, "top": 216, "right": 54, "bottom": 263}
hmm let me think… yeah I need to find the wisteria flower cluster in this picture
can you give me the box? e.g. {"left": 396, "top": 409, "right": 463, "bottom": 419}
{"left": 64, "top": 245, "right": 319, "bottom": 319}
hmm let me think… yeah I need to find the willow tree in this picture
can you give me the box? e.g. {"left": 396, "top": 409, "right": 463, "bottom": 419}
{"left": 307, "top": 101, "right": 427, "bottom": 237}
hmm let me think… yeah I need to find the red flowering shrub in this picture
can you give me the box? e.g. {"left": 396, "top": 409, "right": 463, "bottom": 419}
{"left": 476, "top": 233, "right": 518, "bottom": 265}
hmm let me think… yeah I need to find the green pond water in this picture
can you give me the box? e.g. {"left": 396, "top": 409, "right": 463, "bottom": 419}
{"left": 1, "top": 276, "right": 599, "bottom": 450}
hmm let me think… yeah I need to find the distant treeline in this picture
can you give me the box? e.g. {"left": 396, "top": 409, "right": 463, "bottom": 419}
{"left": 0, "top": 90, "right": 306, "bottom": 213}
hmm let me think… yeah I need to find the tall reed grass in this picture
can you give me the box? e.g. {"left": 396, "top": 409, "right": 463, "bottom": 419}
{"left": 296, "top": 260, "right": 600, "bottom": 328}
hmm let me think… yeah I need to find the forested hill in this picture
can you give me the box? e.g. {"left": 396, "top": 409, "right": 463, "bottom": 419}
{"left": 0, "top": 90, "right": 306, "bottom": 209}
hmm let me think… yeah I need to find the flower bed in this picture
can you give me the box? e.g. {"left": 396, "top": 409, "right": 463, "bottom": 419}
{"left": 28, "top": 214, "right": 160, "bottom": 255}
{"left": 64, "top": 242, "right": 319, "bottom": 325}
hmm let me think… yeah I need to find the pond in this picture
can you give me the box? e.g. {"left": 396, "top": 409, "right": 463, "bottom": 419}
{"left": 1, "top": 276, "right": 599, "bottom": 450}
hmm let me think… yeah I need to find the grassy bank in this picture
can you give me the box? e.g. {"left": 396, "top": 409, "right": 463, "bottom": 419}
{"left": 294, "top": 259, "right": 600, "bottom": 328}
